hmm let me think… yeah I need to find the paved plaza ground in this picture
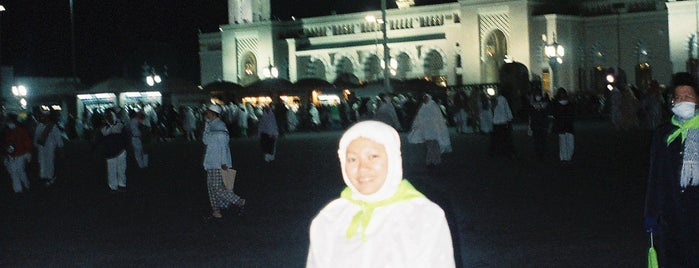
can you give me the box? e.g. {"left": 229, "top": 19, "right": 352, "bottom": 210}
{"left": 1, "top": 119, "right": 651, "bottom": 267}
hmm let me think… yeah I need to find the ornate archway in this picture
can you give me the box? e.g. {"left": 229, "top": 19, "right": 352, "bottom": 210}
{"left": 483, "top": 29, "right": 508, "bottom": 83}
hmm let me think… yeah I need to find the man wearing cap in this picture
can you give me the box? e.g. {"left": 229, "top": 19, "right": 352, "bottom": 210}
{"left": 203, "top": 104, "right": 246, "bottom": 219}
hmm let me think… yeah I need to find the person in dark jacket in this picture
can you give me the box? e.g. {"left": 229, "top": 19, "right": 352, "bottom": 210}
{"left": 528, "top": 89, "right": 551, "bottom": 159}
{"left": 644, "top": 72, "right": 699, "bottom": 267}
{"left": 551, "top": 88, "right": 574, "bottom": 161}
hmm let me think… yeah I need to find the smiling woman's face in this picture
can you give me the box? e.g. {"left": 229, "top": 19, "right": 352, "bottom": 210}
{"left": 344, "top": 137, "right": 389, "bottom": 195}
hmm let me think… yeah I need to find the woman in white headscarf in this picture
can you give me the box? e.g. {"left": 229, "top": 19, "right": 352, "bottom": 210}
{"left": 307, "top": 120, "right": 454, "bottom": 268}
{"left": 203, "top": 104, "right": 245, "bottom": 219}
{"left": 408, "top": 94, "right": 452, "bottom": 166}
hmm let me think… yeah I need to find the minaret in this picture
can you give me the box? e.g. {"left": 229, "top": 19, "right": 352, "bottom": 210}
{"left": 229, "top": 0, "right": 271, "bottom": 24}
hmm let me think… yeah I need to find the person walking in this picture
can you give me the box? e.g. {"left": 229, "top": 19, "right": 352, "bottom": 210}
{"left": 489, "top": 92, "right": 514, "bottom": 157}
{"left": 479, "top": 91, "right": 494, "bottom": 134}
{"left": 34, "top": 111, "right": 64, "bottom": 186}
{"left": 203, "top": 104, "right": 246, "bottom": 219}
{"left": 551, "top": 88, "right": 575, "bottom": 161}
{"left": 309, "top": 104, "right": 321, "bottom": 131}
{"left": 258, "top": 105, "right": 279, "bottom": 162}
{"left": 129, "top": 110, "right": 149, "bottom": 169}
{"left": 408, "top": 94, "right": 452, "bottom": 167}
{"left": 374, "top": 93, "right": 402, "bottom": 131}
{"left": 100, "top": 109, "right": 129, "bottom": 191}
{"left": 644, "top": 72, "right": 699, "bottom": 267}
{"left": 528, "top": 90, "right": 551, "bottom": 160}
{"left": 182, "top": 106, "right": 197, "bottom": 141}
{"left": 3, "top": 113, "right": 33, "bottom": 193}
{"left": 306, "top": 120, "right": 455, "bottom": 267}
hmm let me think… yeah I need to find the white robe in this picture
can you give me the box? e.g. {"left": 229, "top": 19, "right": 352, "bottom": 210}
{"left": 34, "top": 123, "right": 64, "bottom": 179}
{"left": 307, "top": 197, "right": 455, "bottom": 268}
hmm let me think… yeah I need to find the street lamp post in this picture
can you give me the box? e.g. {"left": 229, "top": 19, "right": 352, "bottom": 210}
{"left": 544, "top": 34, "right": 564, "bottom": 89}
{"left": 0, "top": 5, "right": 6, "bottom": 85}
{"left": 381, "top": 0, "right": 390, "bottom": 93}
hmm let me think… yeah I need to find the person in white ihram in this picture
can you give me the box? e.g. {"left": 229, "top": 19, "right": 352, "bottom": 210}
{"left": 306, "top": 120, "right": 455, "bottom": 268}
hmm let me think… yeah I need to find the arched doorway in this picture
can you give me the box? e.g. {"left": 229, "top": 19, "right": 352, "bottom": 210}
{"left": 396, "top": 52, "right": 412, "bottom": 80}
{"left": 483, "top": 29, "right": 508, "bottom": 83}
{"left": 335, "top": 57, "right": 355, "bottom": 80}
{"left": 423, "top": 49, "right": 444, "bottom": 83}
{"left": 307, "top": 58, "right": 327, "bottom": 80}
{"left": 364, "top": 55, "right": 382, "bottom": 81}
{"left": 240, "top": 52, "right": 258, "bottom": 86}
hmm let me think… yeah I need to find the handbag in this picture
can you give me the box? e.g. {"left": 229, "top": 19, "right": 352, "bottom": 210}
{"left": 221, "top": 169, "right": 237, "bottom": 190}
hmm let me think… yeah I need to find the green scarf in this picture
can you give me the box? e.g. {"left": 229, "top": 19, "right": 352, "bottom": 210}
{"left": 341, "top": 179, "right": 425, "bottom": 242}
{"left": 666, "top": 115, "right": 699, "bottom": 145}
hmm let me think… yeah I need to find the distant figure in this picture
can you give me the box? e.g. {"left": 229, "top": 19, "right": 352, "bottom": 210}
{"left": 490, "top": 92, "right": 514, "bottom": 157}
{"left": 129, "top": 110, "right": 149, "bottom": 169}
{"left": 309, "top": 104, "right": 321, "bottom": 131}
{"left": 99, "top": 109, "right": 129, "bottom": 191}
{"left": 551, "top": 88, "right": 575, "bottom": 161}
{"left": 4, "top": 113, "right": 33, "bottom": 193}
{"left": 306, "top": 121, "right": 455, "bottom": 267}
{"left": 528, "top": 90, "right": 551, "bottom": 160}
{"left": 408, "top": 94, "right": 452, "bottom": 167}
{"left": 258, "top": 105, "right": 279, "bottom": 162}
{"left": 34, "top": 111, "right": 64, "bottom": 186}
{"left": 238, "top": 104, "right": 249, "bottom": 137}
{"left": 479, "top": 92, "right": 494, "bottom": 134}
{"left": 374, "top": 93, "right": 402, "bottom": 131}
{"left": 183, "top": 107, "right": 197, "bottom": 141}
{"left": 202, "top": 104, "right": 246, "bottom": 219}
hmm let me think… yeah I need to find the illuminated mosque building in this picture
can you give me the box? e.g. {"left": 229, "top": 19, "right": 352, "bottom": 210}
{"left": 199, "top": 0, "right": 699, "bottom": 97}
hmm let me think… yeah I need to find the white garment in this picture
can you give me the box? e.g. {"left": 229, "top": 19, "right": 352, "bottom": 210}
{"left": 183, "top": 109, "right": 197, "bottom": 131}
{"left": 34, "top": 123, "right": 64, "bottom": 179}
{"left": 307, "top": 198, "right": 455, "bottom": 268}
{"left": 558, "top": 133, "right": 574, "bottom": 161}
{"left": 203, "top": 118, "right": 232, "bottom": 169}
{"left": 5, "top": 153, "right": 31, "bottom": 193}
{"left": 307, "top": 121, "right": 454, "bottom": 267}
{"left": 374, "top": 101, "right": 402, "bottom": 131}
{"left": 309, "top": 105, "right": 321, "bottom": 125}
{"left": 258, "top": 110, "right": 279, "bottom": 136}
{"left": 106, "top": 150, "right": 127, "bottom": 190}
{"left": 408, "top": 96, "right": 452, "bottom": 153}
{"left": 492, "top": 95, "right": 513, "bottom": 125}
{"left": 129, "top": 118, "right": 149, "bottom": 168}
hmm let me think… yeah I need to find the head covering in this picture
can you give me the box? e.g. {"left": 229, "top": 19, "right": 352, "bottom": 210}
{"left": 207, "top": 104, "right": 222, "bottom": 114}
{"left": 338, "top": 120, "right": 403, "bottom": 202}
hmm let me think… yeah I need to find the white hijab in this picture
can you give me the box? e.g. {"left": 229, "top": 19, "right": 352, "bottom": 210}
{"left": 337, "top": 120, "right": 403, "bottom": 202}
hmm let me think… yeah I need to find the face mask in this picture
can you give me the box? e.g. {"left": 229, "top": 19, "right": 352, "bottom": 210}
{"left": 7, "top": 123, "right": 15, "bottom": 129}
{"left": 672, "top": 101, "right": 696, "bottom": 119}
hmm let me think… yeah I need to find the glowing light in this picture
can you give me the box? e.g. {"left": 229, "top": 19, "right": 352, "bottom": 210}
{"left": 486, "top": 87, "right": 496, "bottom": 96}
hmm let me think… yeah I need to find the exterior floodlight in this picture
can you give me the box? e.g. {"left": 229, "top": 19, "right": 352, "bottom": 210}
{"left": 486, "top": 87, "right": 496, "bottom": 96}
{"left": 146, "top": 76, "right": 155, "bottom": 86}
{"left": 153, "top": 75, "right": 162, "bottom": 84}
{"left": 606, "top": 74, "right": 615, "bottom": 84}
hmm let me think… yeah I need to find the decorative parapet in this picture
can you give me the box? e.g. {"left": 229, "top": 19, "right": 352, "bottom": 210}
{"left": 297, "top": 3, "right": 460, "bottom": 39}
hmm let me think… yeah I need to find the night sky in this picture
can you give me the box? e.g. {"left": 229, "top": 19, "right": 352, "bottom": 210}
{"left": 1, "top": 0, "right": 452, "bottom": 86}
